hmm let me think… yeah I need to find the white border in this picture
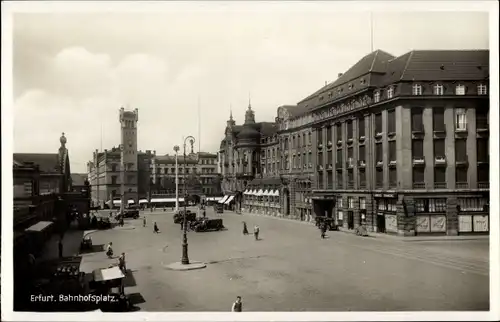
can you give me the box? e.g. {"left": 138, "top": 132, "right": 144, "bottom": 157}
{"left": 2, "top": 1, "right": 499, "bottom": 321}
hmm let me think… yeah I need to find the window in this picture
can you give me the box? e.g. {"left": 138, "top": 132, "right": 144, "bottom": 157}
{"left": 434, "top": 139, "right": 445, "bottom": 158}
{"left": 127, "top": 175, "right": 134, "bottom": 183}
{"left": 111, "top": 176, "right": 117, "bottom": 185}
{"left": 458, "top": 198, "right": 488, "bottom": 212}
{"left": 348, "top": 197, "right": 354, "bottom": 209}
{"left": 326, "top": 127, "right": 332, "bottom": 144}
{"left": 358, "top": 117, "right": 365, "bottom": 137}
{"left": 455, "top": 139, "right": 467, "bottom": 162}
{"left": 477, "top": 165, "right": 489, "bottom": 183}
{"left": 412, "top": 84, "right": 423, "bottom": 95}
{"left": 336, "top": 171, "right": 343, "bottom": 188}
{"left": 359, "top": 170, "right": 366, "bottom": 187}
{"left": 347, "top": 120, "right": 353, "bottom": 139}
{"left": 376, "top": 143, "right": 383, "bottom": 162}
{"left": 336, "top": 149, "right": 343, "bottom": 165}
{"left": 411, "top": 109, "right": 423, "bottom": 132}
{"left": 347, "top": 170, "right": 354, "bottom": 185}
{"left": 477, "top": 84, "right": 487, "bottom": 95}
{"left": 359, "top": 145, "right": 366, "bottom": 162}
{"left": 387, "top": 87, "right": 394, "bottom": 99}
{"left": 455, "top": 84, "right": 466, "bottom": 95}
{"left": 336, "top": 123, "right": 342, "bottom": 142}
{"left": 434, "top": 167, "right": 446, "bottom": 185}
{"left": 415, "top": 199, "right": 447, "bottom": 213}
{"left": 376, "top": 169, "right": 384, "bottom": 187}
{"left": 374, "top": 91, "right": 380, "bottom": 103}
{"left": 477, "top": 139, "right": 489, "bottom": 163}
{"left": 308, "top": 132, "right": 312, "bottom": 145}
{"left": 476, "top": 110, "right": 488, "bottom": 130}
{"left": 412, "top": 140, "right": 424, "bottom": 159}
{"left": 338, "top": 197, "right": 343, "bottom": 208}
{"left": 388, "top": 109, "right": 396, "bottom": 133}
{"left": 327, "top": 172, "right": 333, "bottom": 188}
{"left": 389, "top": 168, "right": 397, "bottom": 187}
{"left": 456, "top": 167, "right": 468, "bottom": 184}
{"left": 360, "top": 197, "right": 366, "bottom": 209}
{"left": 375, "top": 113, "right": 382, "bottom": 134}
{"left": 432, "top": 83, "right": 445, "bottom": 95}
{"left": 389, "top": 141, "right": 396, "bottom": 162}
{"left": 455, "top": 108, "right": 467, "bottom": 131}
{"left": 413, "top": 168, "right": 424, "bottom": 184}
{"left": 111, "top": 164, "right": 117, "bottom": 172}
{"left": 433, "top": 109, "right": 445, "bottom": 131}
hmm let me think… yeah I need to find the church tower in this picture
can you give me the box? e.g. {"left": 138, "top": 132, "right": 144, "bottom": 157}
{"left": 119, "top": 107, "right": 139, "bottom": 208}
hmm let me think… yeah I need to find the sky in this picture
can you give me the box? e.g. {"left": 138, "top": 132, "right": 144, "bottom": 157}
{"left": 10, "top": 3, "right": 490, "bottom": 173}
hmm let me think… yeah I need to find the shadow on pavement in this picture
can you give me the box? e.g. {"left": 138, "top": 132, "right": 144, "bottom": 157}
{"left": 123, "top": 269, "right": 137, "bottom": 288}
{"left": 79, "top": 244, "right": 105, "bottom": 254}
{"left": 128, "top": 292, "right": 146, "bottom": 306}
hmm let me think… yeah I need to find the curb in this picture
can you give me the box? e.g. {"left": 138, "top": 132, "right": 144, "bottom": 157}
{"left": 162, "top": 261, "right": 207, "bottom": 271}
{"left": 236, "top": 212, "right": 315, "bottom": 226}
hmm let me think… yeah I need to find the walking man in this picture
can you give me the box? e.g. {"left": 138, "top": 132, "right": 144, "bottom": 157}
{"left": 118, "top": 252, "right": 126, "bottom": 274}
{"left": 242, "top": 221, "right": 249, "bottom": 235}
{"left": 143, "top": 216, "right": 146, "bottom": 227}
{"left": 154, "top": 222, "right": 160, "bottom": 233}
{"left": 231, "top": 296, "right": 243, "bottom": 312}
{"left": 321, "top": 222, "right": 327, "bottom": 239}
{"left": 253, "top": 225, "right": 260, "bottom": 241}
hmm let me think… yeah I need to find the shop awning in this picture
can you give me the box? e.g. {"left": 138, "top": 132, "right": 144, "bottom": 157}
{"left": 272, "top": 190, "right": 280, "bottom": 197}
{"left": 243, "top": 190, "right": 250, "bottom": 195}
{"left": 151, "top": 198, "right": 184, "bottom": 203}
{"left": 139, "top": 199, "right": 148, "bottom": 204}
{"left": 207, "top": 197, "right": 223, "bottom": 201}
{"left": 26, "top": 221, "right": 53, "bottom": 232}
{"left": 251, "top": 189, "right": 257, "bottom": 196}
{"left": 112, "top": 199, "right": 136, "bottom": 205}
{"left": 219, "top": 195, "right": 229, "bottom": 204}
{"left": 263, "top": 190, "right": 270, "bottom": 196}
{"left": 224, "top": 195, "right": 235, "bottom": 204}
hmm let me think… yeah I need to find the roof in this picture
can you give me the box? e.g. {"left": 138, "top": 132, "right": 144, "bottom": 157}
{"left": 248, "top": 177, "right": 282, "bottom": 186}
{"left": 154, "top": 154, "right": 199, "bottom": 165}
{"left": 13, "top": 153, "right": 61, "bottom": 173}
{"left": 71, "top": 173, "right": 87, "bottom": 186}
{"left": 197, "top": 152, "right": 217, "bottom": 158}
{"left": 258, "top": 122, "right": 278, "bottom": 137}
{"left": 395, "top": 50, "right": 489, "bottom": 82}
{"left": 237, "top": 125, "right": 261, "bottom": 139}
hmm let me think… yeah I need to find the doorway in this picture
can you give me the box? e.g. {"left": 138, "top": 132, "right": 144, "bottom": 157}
{"left": 347, "top": 211, "right": 354, "bottom": 229}
{"left": 376, "top": 214, "right": 386, "bottom": 233}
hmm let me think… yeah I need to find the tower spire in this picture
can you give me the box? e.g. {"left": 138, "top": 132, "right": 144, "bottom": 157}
{"left": 248, "top": 92, "right": 252, "bottom": 109}
{"left": 230, "top": 104, "right": 233, "bottom": 120}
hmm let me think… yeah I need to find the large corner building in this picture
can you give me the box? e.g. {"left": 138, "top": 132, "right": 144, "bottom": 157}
{"left": 219, "top": 49, "right": 490, "bottom": 236}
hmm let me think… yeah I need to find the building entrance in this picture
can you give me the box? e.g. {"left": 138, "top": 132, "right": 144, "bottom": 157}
{"left": 376, "top": 214, "right": 386, "bottom": 233}
{"left": 347, "top": 211, "right": 354, "bottom": 229}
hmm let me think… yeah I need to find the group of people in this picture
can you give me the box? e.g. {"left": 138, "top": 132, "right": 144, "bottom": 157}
{"left": 142, "top": 216, "right": 160, "bottom": 233}
{"left": 242, "top": 221, "right": 260, "bottom": 240}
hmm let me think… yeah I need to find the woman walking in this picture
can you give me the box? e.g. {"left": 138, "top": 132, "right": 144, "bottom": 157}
{"left": 242, "top": 221, "right": 249, "bottom": 235}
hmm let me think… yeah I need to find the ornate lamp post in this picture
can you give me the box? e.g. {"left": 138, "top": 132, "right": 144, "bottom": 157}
{"left": 181, "top": 136, "right": 195, "bottom": 265}
{"left": 174, "top": 145, "right": 180, "bottom": 212}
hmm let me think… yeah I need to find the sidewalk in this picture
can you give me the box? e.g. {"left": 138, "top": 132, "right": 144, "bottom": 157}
{"left": 337, "top": 226, "right": 489, "bottom": 242}
{"left": 237, "top": 211, "right": 315, "bottom": 226}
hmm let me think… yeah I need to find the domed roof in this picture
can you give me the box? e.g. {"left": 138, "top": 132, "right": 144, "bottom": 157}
{"left": 237, "top": 125, "right": 260, "bottom": 139}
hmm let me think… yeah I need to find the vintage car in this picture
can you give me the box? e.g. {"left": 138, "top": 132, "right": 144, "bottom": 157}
{"left": 173, "top": 211, "right": 197, "bottom": 224}
{"left": 190, "top": 218, "right": 224, "bottom": 232}
{"left": 315, "top": 216, "right": 338, "bottom": 231}
{"left": 79, "top": 231, "right": 95, "bottom": 251}
{"left": 115, "top": 206, "right": 140, "bottom": 220}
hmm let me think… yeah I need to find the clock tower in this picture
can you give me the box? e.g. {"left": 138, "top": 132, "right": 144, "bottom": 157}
{"left": 119, "top": 107, "right": 139, "bottom": 209}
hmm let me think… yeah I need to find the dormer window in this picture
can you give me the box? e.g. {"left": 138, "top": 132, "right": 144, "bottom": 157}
{"left": 337, "top": 88, "right": 342, "bottom": 94}
{"left": 373, "top": 91, "right": 380, "bottom": 103}
{"left": 387, "top": 87, "right": 394, "bottom": 99}
{"left": 360, "top": 78, "right": 366, "bottom": 85}
{"left": 412, "top": 84, "right": 422, "bottom": 95}
{"left": 478, "top": 84, "right": 487, "bottom": 95}
{"left": 348, "top": 84, "right": 353, "bottom": 90}
{"left": 328, "top": 92, "right": 332, "bottom": 98}
{"left": 455, "top": 84, "right": 466, "bottom": 95}
{"left": 434, "top": 84, "right": 444, "bottom": 95}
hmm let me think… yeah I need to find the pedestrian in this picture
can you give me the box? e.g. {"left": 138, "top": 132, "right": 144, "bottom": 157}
{"left": 58, "top": 239, "right": 63, "bottom": 258}
{"left": 231, "top": 296, "right": 243, "bottom": 312}
{"left": 118, "top": 252, "right": 126, "bottom": 274}
{"left": 242, "top": 221, "right": 249, "bottom": 235}
{"left": 120, "top": 217, "right": 124, "bottom": 227}
{"left": 143, "top": 216, "right": 146, "bottom": 227}
{"left": 180, "top": 220, "right": 184, "bottom": 230}
{"left": 154, "top": 222, "right": 160, "bottom": 233}
{"left": 253, "top": 225, "right": 260, "bottom": 241}
{"left": 321, "top": 222, "right": 327, "bottom": 239}
{"left": 203, "top": 210, "right": 206, "bottom": 218}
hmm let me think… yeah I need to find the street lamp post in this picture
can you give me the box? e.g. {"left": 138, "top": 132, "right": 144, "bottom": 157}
{"left": 181, "top": 136, "right": 195, "bottom": 265}
{"left": 174, "top": 145, "right": 180, "bottom": 212}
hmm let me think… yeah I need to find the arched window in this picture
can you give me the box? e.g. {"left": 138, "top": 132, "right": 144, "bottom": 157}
{"left": 412, "top": 84, "right": 423, "bottom": 95}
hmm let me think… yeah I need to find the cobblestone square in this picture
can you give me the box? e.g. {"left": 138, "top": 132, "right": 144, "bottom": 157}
{"left": 65, "top": 208, "right": 491, "bottom": 311}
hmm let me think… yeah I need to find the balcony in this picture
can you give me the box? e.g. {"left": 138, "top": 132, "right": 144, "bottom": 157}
{"left": 434, "top": 156, "right": 447, "bottom": 166}
{"left": 412, "top": 158, "right": 425, "bottom": 167}
{"left": 318, "top": 143, "right": 324, "bottom": 150}
{"left": 317, "top": 165, "right": 324, "bottom": 172}
{"left": 347, "top": 182, "right": 354, "bottom": 189}
{"left": 375, "top": 132, "right": 383, "bottom": 139}
{"left": 336, "top": 140, "right": 343, "bottom": 147}
{"left": 388, "top": 131, "right": 396, "bottom": 138}
{"left": 389, "top": 160, "right": 397, "bottom": 168}
{"left": 455, "top": 159, "right": 469, "bottom": 167}
{"left": 433, "top": 128, "right": 446, "bottom": 138}
{"left": 347, "top": 138, "right": 354, "bottom": 144}
{"left": 309, "top": 163, "right": 313, "bottom": 168}
{"left": 327, "top": 164, "right": 333, "bottom": 171}
{"left": 336, "top": 162, "right": 343, "bottom": 171}
{"left": 456, "top": 182, "right": 468, "bottom": 189}
{"left": 434, "top": 182, "right": 446, "bottom": 189}
{"left": 327, "top": 141, "right": 333, "bottom": 148}
{"left": 359, "top": 135, "right": 366, "bottom": 142}
{"left": 478, "top": 182, "right": 489, "bottom": 189}
{"left": 346, "top": 159, "right": 354, "bottom": 169}
{"left": 358, "top": 160, "right": 366, "bottom": 168}
{"left": 413, "top": 182, "right": 425, "bottom": 189}
{"left": 376, "top": 161, "right": 384, "bottom": 168}
{"left": 359, "top": 181, "right": 367, "bottom": 189}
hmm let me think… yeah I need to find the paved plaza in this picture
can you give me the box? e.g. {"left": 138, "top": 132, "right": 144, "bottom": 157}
{"left": 51, "top": 208, "right": 489, "bottom": 311}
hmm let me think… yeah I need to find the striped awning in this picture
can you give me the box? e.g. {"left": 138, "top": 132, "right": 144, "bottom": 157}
{"left": 224, "top": 195, "right": 235, "bottom": 204}
{"left": 219, "top": 195, "right": 229, "bottom": 204}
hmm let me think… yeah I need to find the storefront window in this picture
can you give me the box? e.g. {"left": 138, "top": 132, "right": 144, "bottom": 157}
{"left": 458, "top": 198, "right": 488, "bottom": 212}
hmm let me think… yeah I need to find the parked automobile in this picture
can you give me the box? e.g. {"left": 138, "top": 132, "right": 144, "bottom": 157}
{"left": 190, "top": 218, "right": 224, "bottom": 232}
{"left": 115, "top": 206, "right": 140, "bottom": 220}
{"left": 173, "top": 210, "right": 196, "bottom": 224}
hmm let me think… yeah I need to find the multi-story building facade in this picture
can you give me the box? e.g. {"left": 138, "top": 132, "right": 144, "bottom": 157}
{"left": 150, "top": 151, "right": 221, "bottom": 198}
{"left": 220, "top": 49, "right": 490, "bottom": 236}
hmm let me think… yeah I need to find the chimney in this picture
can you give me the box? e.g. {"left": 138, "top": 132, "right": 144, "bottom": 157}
{"left": 338, "top": 73, "right": 343, "bottom": 78}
